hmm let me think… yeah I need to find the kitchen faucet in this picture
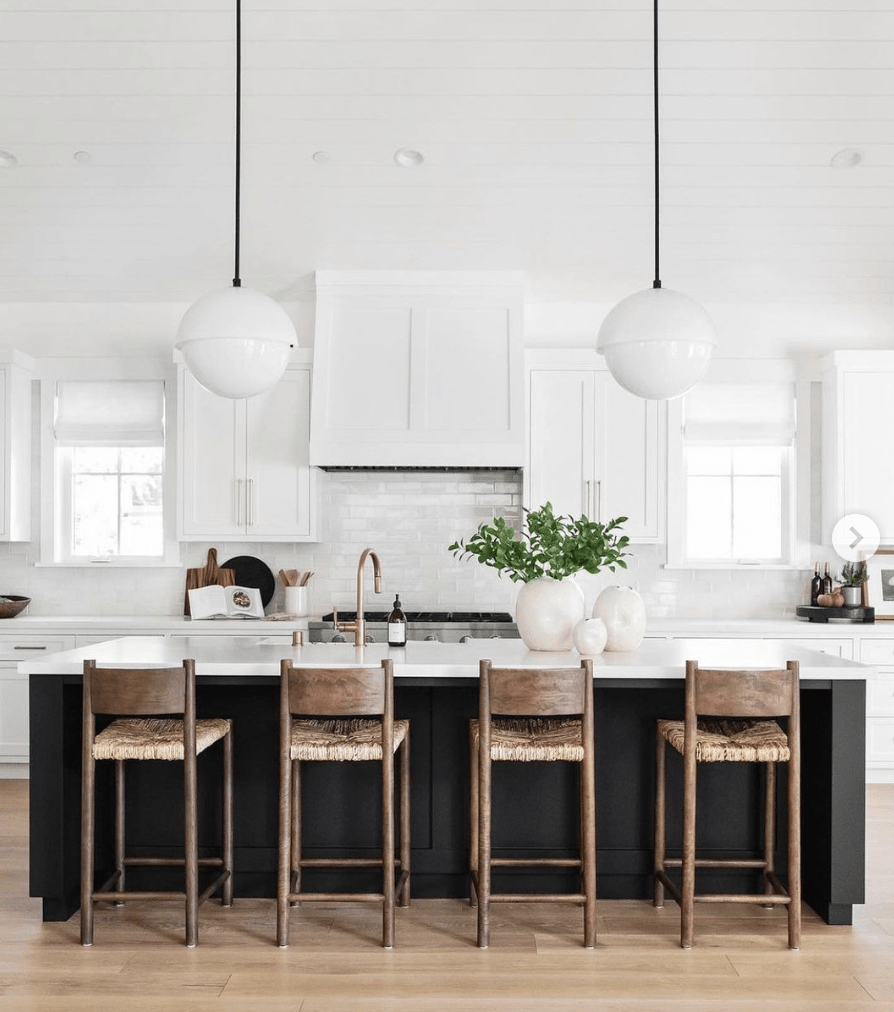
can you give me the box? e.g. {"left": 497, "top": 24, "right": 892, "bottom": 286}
{"left": 334, "top": 547, "right": 382, "bottom": 646}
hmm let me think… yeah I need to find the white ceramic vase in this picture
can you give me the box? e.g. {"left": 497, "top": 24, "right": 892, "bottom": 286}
{"left": 514, "top": 576, "right": 586, "bottom": 651}
{"left": 573, "top": 616, "right": 608, "bottom": 656}
{"left": 594, "top": 585, "right": 646, "bottom": 652}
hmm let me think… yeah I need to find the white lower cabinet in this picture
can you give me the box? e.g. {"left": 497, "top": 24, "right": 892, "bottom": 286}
{"left": 0, "top": 634, "right": 74, "bottom": 765}
{"left": 861, "top": 639, "right": 894, "bottom": 772}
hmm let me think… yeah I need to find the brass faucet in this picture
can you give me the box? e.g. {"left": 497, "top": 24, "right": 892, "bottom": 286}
{"left": 335, "top": 547, "right": 382, "bottom": 646}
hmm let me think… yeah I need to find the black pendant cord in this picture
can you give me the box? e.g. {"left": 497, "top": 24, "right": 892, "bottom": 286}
{"left": 232, "top": 0, "right": 242, "bottom": 288}
{"left": 652, "top": 0, "right": 661, "bottom": 290}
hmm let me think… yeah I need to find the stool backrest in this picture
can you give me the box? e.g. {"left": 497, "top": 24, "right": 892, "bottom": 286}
{"left": 480, "top": 659, "right": 594, "bottom": 718}
{"left": 280, "top": 660, "right": 393, "bottom": 718}
{"left": 83, "top": 659, "right": 195, "bottom": 717}
{"left": 686, "top": 659, "right": 800, "bottom": 720}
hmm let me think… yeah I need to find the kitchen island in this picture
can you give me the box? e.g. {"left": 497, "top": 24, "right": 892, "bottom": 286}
{"left": 25, "top": 636, "right": 866, "bottom": 925}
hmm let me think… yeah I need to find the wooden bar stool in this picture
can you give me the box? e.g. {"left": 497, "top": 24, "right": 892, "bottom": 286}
{"left": 470, "top": 658, "right": 596, "bottom": 949}
{"left": 654, "top": 659, "right": 801, "bottom": 949}
{"left": 277, "top": 658, "right": 411, "bottom": 949}
{"left": 80, "top": 658, "right": 234, "bottom": 947}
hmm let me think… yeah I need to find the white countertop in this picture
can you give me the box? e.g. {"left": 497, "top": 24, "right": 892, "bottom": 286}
{"left": 19, "top": 635, "right": 868, "bottom": 681}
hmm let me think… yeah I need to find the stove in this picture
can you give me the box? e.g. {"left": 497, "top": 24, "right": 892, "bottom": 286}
{"left": 309, "top": 610, "right": 518, "bottom": 644}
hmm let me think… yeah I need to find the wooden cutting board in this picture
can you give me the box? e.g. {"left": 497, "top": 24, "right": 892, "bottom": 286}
{"left": 183, "top": 547, "right": 235, "bottom": 616}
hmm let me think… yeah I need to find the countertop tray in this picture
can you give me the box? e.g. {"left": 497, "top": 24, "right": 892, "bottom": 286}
{"left": 796, "top": 605, "right": 875, "bottom": 624}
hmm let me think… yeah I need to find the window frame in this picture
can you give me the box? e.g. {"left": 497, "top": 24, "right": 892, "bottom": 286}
{"left": 666, "top": 360, "right": 811, "bottom": 571}
{"left": 38, "top": 361, "right": 181, "bottom": 568}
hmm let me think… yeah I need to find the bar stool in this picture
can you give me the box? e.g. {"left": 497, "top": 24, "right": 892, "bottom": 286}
{"left": 470, "top": 658, "right": 596, "bottom": 949}
{"left": 654, "top": 659, "right": 801, "bottom": 949}
{"left": 277, "top": 658, "right": 411, "bottom": 949}
{"left": 80, "top": 658, "right": 234, "bottom": 947}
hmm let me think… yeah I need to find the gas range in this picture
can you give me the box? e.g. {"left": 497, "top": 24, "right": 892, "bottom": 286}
{"left": 308, "top": 611, "right": 518, "bottom": 644}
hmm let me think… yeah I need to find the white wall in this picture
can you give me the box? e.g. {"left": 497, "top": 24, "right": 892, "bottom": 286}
{"left": 0, "top": 295, "right": 874, "bottom": 622}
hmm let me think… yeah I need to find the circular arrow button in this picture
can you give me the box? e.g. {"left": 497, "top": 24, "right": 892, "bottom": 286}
{"left": 831, "top": 513, "right": 880, "bottom": 563}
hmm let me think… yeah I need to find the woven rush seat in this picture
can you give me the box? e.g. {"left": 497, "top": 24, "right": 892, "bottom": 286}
{"left": 470, "top": 717, "right": 584, "bottom": 762}
{"left": 657, "top": 718, "right": 790, "bottom": 764}
{"left": 290, "top": 717, "right": 409, "bottom": 761}
{"left": 93, "top": 718, "right": 232, "bottom": 761}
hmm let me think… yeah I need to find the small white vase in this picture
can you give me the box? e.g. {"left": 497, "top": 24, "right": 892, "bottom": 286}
{"left": 573, "top": 616, "right": 608, "bottom": 656}
{"left": 842, "top": 585, "right": 862, "bottom": 607}
{"left": 514, "top": 577, "right": 586, "bottom": 651}
{"left": 594, "top": 585, "right": 646, "bottom": 652}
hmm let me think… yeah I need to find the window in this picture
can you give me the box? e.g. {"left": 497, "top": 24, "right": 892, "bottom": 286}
{"left": 44, "top": 378, "right": 177, "bottom": 564}
{"left": 669, "top": 380, "right": 798, "bottom": 567}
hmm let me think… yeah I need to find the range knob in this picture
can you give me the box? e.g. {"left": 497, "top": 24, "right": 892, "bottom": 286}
{"left": 331, "top": 633, "right": 347, "bottom": 643}
{"left": 424, "top": 634, "right": 439, "bottom": 642}
{"left": 365, "top": 633, "right": 376, "bottom": 644}
{"left": 460, "top": 635, "right": 472, "bottom": 644}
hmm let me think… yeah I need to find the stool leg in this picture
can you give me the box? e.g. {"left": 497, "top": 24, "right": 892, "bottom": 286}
{"left": 184, "top": 750, "right": 198, "bottom": 948}
{"left": 114, "top": 759, "right": 125, "bottom": 905}
{"left": 80, "top": 750, "right": 96, "bottom": 946}
{"left": 222, "top": 730, "right": 234, "bottom": 907}
{"left": 469, "top": 728, "right": 479, "bottom": 907}
{"left": 291, "top": 759, "right": 301, "bottom": 904}
{"left": 477, "top": 743, "right": 491, "bottom": 949}
{"left": 276, "top": 745, "right": 292, "bottom": 947}
{"left": 788, "top": 754, "right": 802, "bottom": 949}
{"left": 581, "top": 755, "right": 597, "bottom": 949}
{"left": 762, "top": 762, "right": 777, "bottom": 905}
{"left": 398, "top": 729, "right": 411, "bottom": 908}
{"left": 382, "top": 744, "right": 396, "bottom": 949}
{"left": 654, "top": 729, "right": 666, "bottom": 908}
{"left": 681, "top": 748, "right": 697, "bottom": 949}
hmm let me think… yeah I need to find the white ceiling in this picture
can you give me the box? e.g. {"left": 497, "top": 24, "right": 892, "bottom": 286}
{"left": 1, "top": 0, "right": 893, "bottom": 309}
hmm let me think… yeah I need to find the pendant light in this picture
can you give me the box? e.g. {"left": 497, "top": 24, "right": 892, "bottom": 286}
{"left": 596, "top": 0, "right": 716, "bottom": 401}
{"left": 175, "top": 0, "right": 296, "bottom": 399}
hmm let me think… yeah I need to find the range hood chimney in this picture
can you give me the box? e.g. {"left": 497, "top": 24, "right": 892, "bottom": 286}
{"left": 309, "top": 271, "right": 526, "bottom": 469}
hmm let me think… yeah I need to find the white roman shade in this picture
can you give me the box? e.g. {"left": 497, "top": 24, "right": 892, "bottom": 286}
{"left": 682, "top": 383, "right": 796, "bottom": 444}
{"left": 54, "top": 381, "right": 165, "bottom": 447}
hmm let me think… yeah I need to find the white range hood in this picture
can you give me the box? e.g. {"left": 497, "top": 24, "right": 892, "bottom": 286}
{"left": 309, "top": 271, "right": 526, "bottom": 469}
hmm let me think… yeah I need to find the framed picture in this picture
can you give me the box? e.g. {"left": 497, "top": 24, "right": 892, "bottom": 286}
{"left": 865, "top": 549, "right": 894, "bottom": 620}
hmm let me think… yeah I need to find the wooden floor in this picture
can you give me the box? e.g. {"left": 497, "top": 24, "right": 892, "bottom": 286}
{"left": 3, "top": 780, "right": 894, "bottom": 1011}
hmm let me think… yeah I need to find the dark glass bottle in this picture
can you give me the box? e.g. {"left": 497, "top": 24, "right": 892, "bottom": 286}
{"left": 810, "top": 562, "right": 822, "bottom": 605}
{"left": 387, "top": 594, "right": 407, "bottom": 647}
{"left": 821, "top": 562, "right": 833, "bottom": 597}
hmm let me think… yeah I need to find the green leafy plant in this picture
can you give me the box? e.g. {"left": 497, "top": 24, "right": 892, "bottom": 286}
{"left": 841, "top": 561, "right": 868, "bottom": 586}
{"left": 449, "top": 501, "right": 630, "bottom": 583}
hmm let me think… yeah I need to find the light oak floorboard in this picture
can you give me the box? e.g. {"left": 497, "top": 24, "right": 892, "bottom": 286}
{"left": 1, "top": 779, "right": 892, "bottom": 1009}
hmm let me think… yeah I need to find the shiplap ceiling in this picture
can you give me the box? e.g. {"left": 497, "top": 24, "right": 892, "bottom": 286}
{"left": 1, "top": 0, "right": 892, "bottom": 307}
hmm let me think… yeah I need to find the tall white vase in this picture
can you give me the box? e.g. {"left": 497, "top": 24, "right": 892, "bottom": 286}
{"left": 514, "top": 577, "right": 586, "bottom": 651}
{"left": 594, "top": 585, "right": 646, "bottom": 651}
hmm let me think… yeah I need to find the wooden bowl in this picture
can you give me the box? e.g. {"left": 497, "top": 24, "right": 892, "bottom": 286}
{"left": 0, "top": 595, "right": 31, "bottom": 618}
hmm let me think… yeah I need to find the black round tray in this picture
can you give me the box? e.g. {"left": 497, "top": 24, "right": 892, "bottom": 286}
{"left": 796, "top": 605, "right": 874, "bottom": 624}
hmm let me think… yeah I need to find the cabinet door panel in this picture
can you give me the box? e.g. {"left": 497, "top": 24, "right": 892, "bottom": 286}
{"left": 842, "top": 372, "right": 894, "bottom": 541}
{"left": 600, "top": 376, "right": 661, "bottom": 541}
{"left": 528, "top": 369, "right": 596, "bottom": 518}
{"left": 247, "top": 368, "right": 313, "bottom": 538}
{"left": 178, "top": 374, "right": 244, "bottom": 538}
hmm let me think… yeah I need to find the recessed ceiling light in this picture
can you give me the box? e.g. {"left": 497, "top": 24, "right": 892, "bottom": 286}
{"left": 73, "top": 150, "right": 93, "bottom": 164}
{"left": 830, "top": 148, "right": 863, "bottom": 169}
{"left": 0, "top": 150, "right": 18, "bottom": 169}
{"left": 311, "top": 150, "right": 330, "bottom": 164}
{"left": 394, "top": 148, "right": 424, "bottom": 168}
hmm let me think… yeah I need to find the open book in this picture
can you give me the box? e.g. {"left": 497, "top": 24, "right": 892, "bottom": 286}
{"left": 188, "top": 584, "right": 264, "bottom": 620}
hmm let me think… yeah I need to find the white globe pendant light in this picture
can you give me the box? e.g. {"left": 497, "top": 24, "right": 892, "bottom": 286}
{"left": 596, "top": 0, "right": 716, "bottom": 401}
{"left": 175, "top": 0, "right": 295, "bottom": 399}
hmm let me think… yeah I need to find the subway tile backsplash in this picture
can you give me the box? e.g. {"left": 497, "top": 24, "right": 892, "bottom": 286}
{"left": 0, "top": 469, "right": 809, "bottom": 620}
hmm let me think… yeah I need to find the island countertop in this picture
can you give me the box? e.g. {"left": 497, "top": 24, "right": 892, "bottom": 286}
{"left": 19, "top": 634, "right": 869, "bottom": 681}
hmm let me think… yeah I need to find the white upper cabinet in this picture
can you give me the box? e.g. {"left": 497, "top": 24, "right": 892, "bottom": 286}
{"left": 178, "top": 362, "right": 317, "bottom": 541}
{"left": 0, "top": 355, "right": 32, "bottom": 542}
{"left": 526, "top": 351, "right": 664, "bottom": 543}
{"left": 823, "top": 351, "right": 894, "bottom": 545}
{"left": 310, "top": 271, "right": 526, "bottom": 467}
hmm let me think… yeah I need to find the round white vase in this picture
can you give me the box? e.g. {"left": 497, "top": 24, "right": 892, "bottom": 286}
{"left": 594, "top": 586, "right": 646, "bottom": 652}
{"left": 514, "top": 576, "right": 585, "bottom": 651}
{"left": 573, "top": 616, "right": 608, "bottom": 656}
